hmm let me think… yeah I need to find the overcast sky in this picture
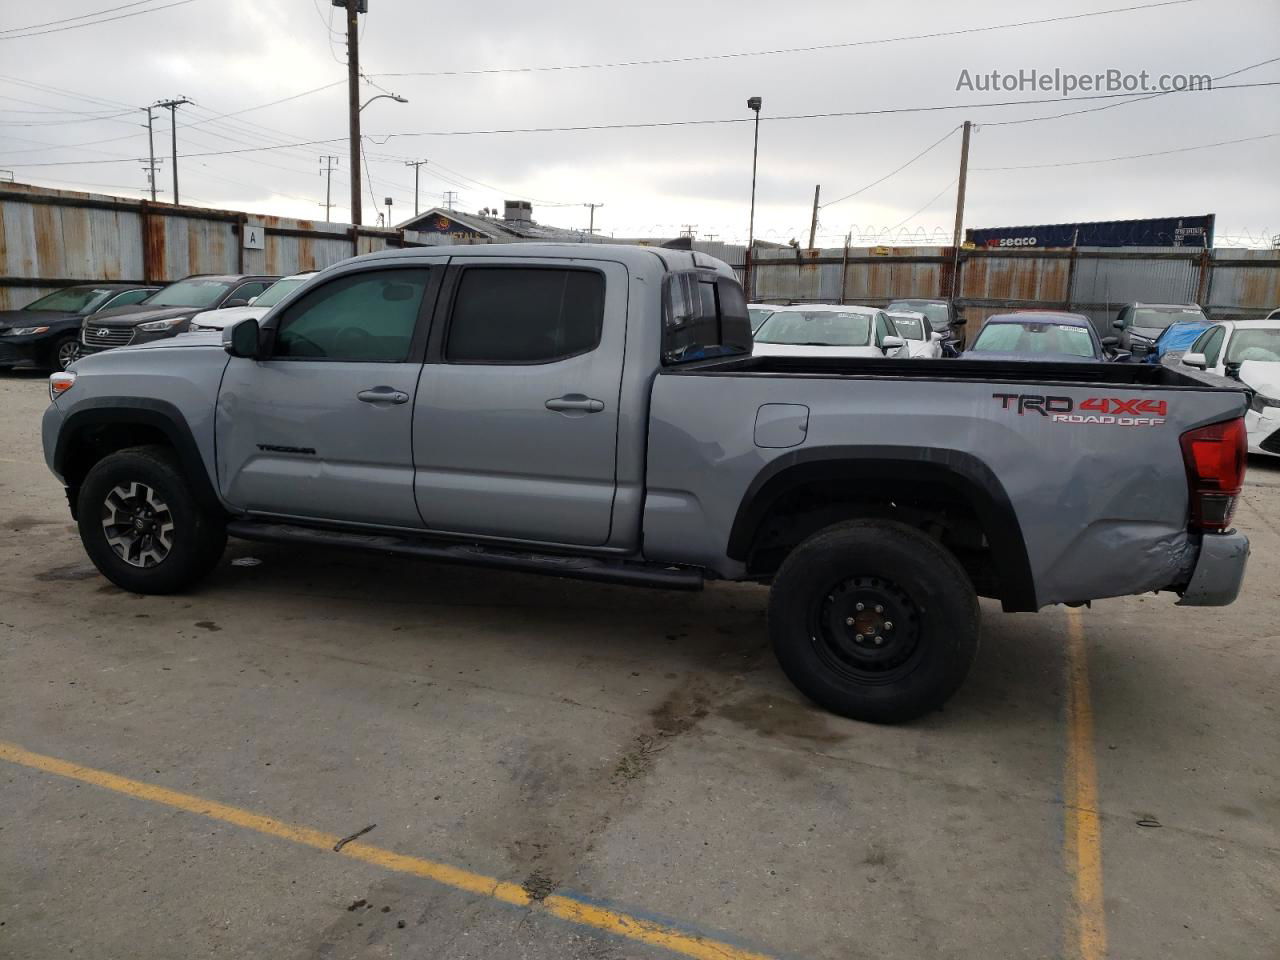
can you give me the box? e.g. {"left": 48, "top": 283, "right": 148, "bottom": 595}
{"left": 2, "top": 0, "right": 1278, "bottom": 246}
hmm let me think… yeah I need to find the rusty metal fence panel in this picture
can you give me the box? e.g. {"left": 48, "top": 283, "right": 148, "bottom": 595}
{"left": 1206, "top": 249, "right": 1280, "bottom": 319}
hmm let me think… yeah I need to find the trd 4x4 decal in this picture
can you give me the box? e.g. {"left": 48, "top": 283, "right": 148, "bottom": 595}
{"left": 993, "top": 393, "right": 1167, "bottom": 426}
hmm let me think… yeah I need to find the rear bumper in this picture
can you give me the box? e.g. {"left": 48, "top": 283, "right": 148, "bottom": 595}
{"left": 1176, "top": 531, "right": 1250, "bottom": 606}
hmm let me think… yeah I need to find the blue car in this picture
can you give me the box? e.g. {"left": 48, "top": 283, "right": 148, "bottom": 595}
{"left": 1144, "top": 319, "right": 1213, "bottom": 364}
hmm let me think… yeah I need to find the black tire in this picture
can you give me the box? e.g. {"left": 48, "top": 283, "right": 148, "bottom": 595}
{"left": 49, "top": 333, "right": 81, "bottom": 371}
{"left": 768, "top": 519, "right": 979, "bottom": 724}
{"left": 77, "top": 445, "right": 227, "bottom": 594}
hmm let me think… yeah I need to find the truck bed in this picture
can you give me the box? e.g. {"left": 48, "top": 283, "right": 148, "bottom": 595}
{"left": 670, "top": 354, "right": 1233, "bottom": 390}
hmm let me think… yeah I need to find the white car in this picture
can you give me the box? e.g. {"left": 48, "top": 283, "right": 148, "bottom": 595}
{"left": 188, "top": 272, "right": 315, "bottom": 332}
{"left": 886, "top": 310, "right": 944, "bottom": 358}
{"left": 1181, "top": 318, "right": 1280, "bottom": 455}
{"left": 748, "top": 303, "right": 776, "bottom": 335}
{"left": 751, "top": 304, "right": 906, "bottom": 359}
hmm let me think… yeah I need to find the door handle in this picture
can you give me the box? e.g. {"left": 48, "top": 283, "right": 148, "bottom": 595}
{"left": 357, "top": 387, "right": 410, "bottom": 405}
{"left": 545, "top": 394, "right": 605, "bottom": 413}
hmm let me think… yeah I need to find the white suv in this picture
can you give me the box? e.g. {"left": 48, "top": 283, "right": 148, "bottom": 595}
{"left": 188, "top": 272, "right": 315, "bottom": 332}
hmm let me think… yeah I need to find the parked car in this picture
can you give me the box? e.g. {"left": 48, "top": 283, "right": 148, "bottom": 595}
{"left": 747, "top": 304, "right": 775, "bottom": 335}
{"left": 1180, "top": 318, "right": 1280, "bottom": 455}
{"left": 43, "top": 244, "right": 1249, "bottom": 724}
{"left": 885, "top": 298, "right": 966, "bottom": 353}
{"left": 188, "top": 272, "right": 316, "bottom": 333}
{"left": 752, "top": 304, "right": 906, "bottom": 359}
{"left": 1112, "top": 302, "right": 1208, "bottom": 360}
{"left": 0, "top": 284, "right": 158, "bottom": 371}
{"left": 965, "top": 312, "right": 1121, "bottom": 362}
{"left": 80, "top": 274, "right": 279, "bottom": 355}
{"left": 886, "top": 310, "right": 944, "bottom": 358}
{"left": 1145, "top": 318, "right": 1213, "bottom": 365}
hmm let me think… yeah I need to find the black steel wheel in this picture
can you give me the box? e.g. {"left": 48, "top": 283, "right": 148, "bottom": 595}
{"left": 769, "top": 519, "right": 979, "bottom": 723}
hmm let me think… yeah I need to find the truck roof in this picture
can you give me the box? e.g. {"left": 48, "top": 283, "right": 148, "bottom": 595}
{"left": 355, "top": 242, "right": 731, "bottom": 275}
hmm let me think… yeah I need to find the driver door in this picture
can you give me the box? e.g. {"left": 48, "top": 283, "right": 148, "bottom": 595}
{"left": 216, "top": 264, "right": 441, "bottom": 527}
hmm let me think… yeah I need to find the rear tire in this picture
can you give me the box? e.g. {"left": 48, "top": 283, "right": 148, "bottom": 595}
{"left": 77, "top": 445, "right": 227, "bottom": 594}
{"left": 768, "top": 519, "right": 979, "bottom": 724}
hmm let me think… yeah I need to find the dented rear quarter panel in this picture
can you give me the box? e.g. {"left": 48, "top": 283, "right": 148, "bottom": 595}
{"left": 644, "top": 366, "right": 1247, "bottom": 607}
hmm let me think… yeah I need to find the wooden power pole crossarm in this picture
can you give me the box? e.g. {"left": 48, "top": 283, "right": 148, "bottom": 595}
{"left": 346, "top": 0, "right": 362, "bottom": 227}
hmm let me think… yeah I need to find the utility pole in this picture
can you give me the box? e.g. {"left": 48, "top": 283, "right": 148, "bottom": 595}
{"left": 951, "top": 120, "right": 972, "bottom": 249}
{"left": 949, "top": 120, "right": 972, "bottom": 305}
{"left": 318, "top": 155, "right": 339, "bottom": 221}
{"left": 141, "top": 106, "right": 159, "bottom": 201}
{"left": 404, "top": 159, "right": 428, "bottom": 215}
{"left": 345, "top": 0, "right": 362, "bottom": 226}
{"left": 155, "top": 97, "right": 190, "bottom": 204}
{"left": 584, "top": 202, "right": 603, "bottom": 236}
{"left": 745, "top": 96, "right": 763, "bottom": 299}
{"left": 442, "top": 190, "right": 459, "bottom": 211}
{"left": 808, "top": 184, "right": 821, "bottom": 250}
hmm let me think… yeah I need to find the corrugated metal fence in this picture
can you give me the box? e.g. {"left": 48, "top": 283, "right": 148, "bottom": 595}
{"left": 0, "top": 182, "right": 433, "bottom": 310}
{"left": 3, "top": 183, "right": 1277, "bottom": 330}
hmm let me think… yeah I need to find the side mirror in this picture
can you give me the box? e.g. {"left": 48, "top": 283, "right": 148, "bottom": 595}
{"left": 1181, "top": 351, "right": 1207, "bottom": 370}
{"left": 247, "top": 295, "right": 259, "bottom": 306}
{"left": 930, "top": 331, "right": 944, "bottom": 342}
{"left": 1224, "top": 361, "right": 1242, "bottom": 380}
{"left": 222, "top": 298, "right": 250, "bottom": 308}
{"left": 224, "top": 318, "right": 261, "bottom": 359}
{"left": 952, "top": 315, "right": 967, "bottom": 326}
{"left": 1101, "top": 336, "right": 1119, "bottom": 347}
{"left": 881, "top": 335, "right": 905, "bottom": 352}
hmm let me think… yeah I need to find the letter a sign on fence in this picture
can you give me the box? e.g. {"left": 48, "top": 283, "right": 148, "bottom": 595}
{"left": 242, "top": 224, "right": 265, "bottom": 250}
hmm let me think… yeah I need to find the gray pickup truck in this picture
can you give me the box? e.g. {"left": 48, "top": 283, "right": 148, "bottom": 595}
{"left": 42, "top": 244, "right": 1251, "bottom": 723}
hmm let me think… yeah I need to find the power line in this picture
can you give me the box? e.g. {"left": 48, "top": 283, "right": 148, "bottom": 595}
{"left": 974, "top": 130, "right": 1280, "bottom": 170}
{"left": 888, "top": 177, "right": 960, "bottom": 231}
{"left": 0, "top": 0, "right": 199, "bottom": 40}
{"left": 821, "top": 126, "right": 960, "bottom": 208}
{"left": 6, "top": 83, "right": 1278, "bottom": 167}
{"left": 370, "top": 0, "right": 1198, "bottom": 79}
{"left": 0, "top": 0, "right": 164, "bottom": 35}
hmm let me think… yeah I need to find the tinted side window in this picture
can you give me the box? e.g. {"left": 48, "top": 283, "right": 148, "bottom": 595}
{"left": 102, "top": 289, "right": 151, "bottom": 309}
{"left": 230, "top": 281, "right": 270, "bottom": 302}
{"left": 1202, "top": 327, "right": 1227, "bottom": 367}
{"left": 874, "top": 312, "right": 891, "bottom": 344}
{"left": 446, "top": 267, "right": 604, "bottom": 364}
{"left": 272, "top": 268, "right": 430, "bottom": 362}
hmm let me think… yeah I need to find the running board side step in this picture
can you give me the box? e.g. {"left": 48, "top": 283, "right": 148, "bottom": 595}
{"left": 226, "top": 520, "right": 704, "bottom": 591}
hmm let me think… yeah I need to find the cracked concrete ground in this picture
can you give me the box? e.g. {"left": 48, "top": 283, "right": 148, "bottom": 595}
{"left": 0, "top": 368, "right": 1277, "bottom": 959}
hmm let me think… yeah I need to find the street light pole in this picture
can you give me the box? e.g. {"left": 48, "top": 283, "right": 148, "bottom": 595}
{"left": 745, "top": 96, "right": 762, "bottom": 299}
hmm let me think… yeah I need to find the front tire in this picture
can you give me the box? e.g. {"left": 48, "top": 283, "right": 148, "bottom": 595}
{"left": 51, "top": 333, "right": 81, "bottom": 371}
{"left": 768, "top": 519, "right": 979, "bottom": 724}
{"left": 77, "top": 445, "right": 227, "bottom": 594}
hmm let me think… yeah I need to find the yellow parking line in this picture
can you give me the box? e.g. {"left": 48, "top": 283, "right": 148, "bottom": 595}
{"left": 0, "top": 739, "right": 773, "bottom": 960}
{"left": 1064, "top": 609, "right": 1108, "bottom": 960}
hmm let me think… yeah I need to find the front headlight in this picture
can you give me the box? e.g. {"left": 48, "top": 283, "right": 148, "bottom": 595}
{"left": 137, "top": 317, "right": 187, "bottom": 332}
{"left": 3, "top": 325, "right": 50, "bottom": 336}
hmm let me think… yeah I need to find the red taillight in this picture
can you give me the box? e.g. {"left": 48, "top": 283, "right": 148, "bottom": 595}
{"left": 1180, "top": 417, "right": 1247, "bottom": 532}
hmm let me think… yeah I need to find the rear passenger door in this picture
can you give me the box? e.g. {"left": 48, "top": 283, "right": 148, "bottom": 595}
{"left": 412, "top": 258, "right": 627, "bottom": 546}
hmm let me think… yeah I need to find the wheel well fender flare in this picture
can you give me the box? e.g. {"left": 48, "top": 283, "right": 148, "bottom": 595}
{"left": 727, "top": 445, "right": 1037, "bottom": 612}
{"left": 56, "top": 398, "right": 221, "bottom": 512}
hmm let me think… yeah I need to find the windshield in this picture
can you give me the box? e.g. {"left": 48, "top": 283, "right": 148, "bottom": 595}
{"left": 754, "top": 310, "right": 872, "bottom": 347}
{"left": 23, "top": 286, "right": 116, "bottom": 313}
{"left": 748, "top": 307, "right": 774, "bottom": 332}
{"left": 1227, "top": 328, "right": 1280, "bottom": 363}
{"left": 971, "top": 322, "right": 1096, "bottom": 358}
{"left": 1132, "top": 306, "right": 1206, "bottom": 331}
{"left": 888, "top": 300, "right": 950, "bottom": 331}
{"left": 888, "top": 315, "right": 925, "bottom": 340}
{"left": 143, "top": 278, "right": 234, "bottom": 308}
{"left": 253, "top": 276, "right": 309, "bottom": 308}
